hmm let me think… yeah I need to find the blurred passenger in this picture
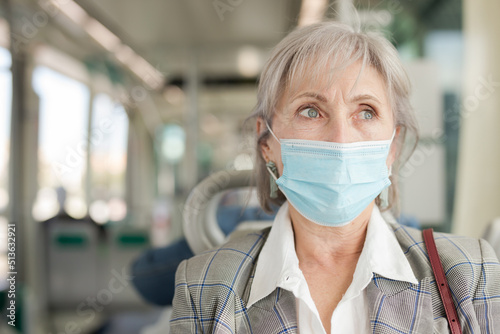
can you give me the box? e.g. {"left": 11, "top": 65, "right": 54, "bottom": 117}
{"left": 131, "top": 201, "right": 276, "bottom": 306}
{"left": 170, "top": 21, "right": 500, "bottom": 333}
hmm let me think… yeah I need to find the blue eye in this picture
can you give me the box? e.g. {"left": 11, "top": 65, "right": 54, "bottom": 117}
{"left": 360, "top": 110, "right": 374, "bottom": 120}
{"left": 299, "top": 107, "right": 319, "bottom": 118}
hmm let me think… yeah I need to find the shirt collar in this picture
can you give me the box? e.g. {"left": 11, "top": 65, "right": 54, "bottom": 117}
{"left": 247, "top": 202, "right": 296, "bottom": 307}
{"left": 365, "top": 205, "right": 418, "bottom": 284}
{"left": 247, "top": 202, "right": 418, "bottom": 308}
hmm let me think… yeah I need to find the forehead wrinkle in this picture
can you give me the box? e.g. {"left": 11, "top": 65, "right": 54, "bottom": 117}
{"left": 286, "top": 51, "right": 348, "bottom": 99}
{"left": 283, "top": 55, "right": 389, "bottom": 114}
{"left": 286, "top": 57, "right": 373, "bottom": 103}
{"left": 287, "top": 71, "right": 384, "bottom": 107}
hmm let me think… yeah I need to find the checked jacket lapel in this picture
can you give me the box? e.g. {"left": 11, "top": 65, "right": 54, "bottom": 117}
{"left": 366, "top": 274, "right": 435, "bottom": 334}
{"left": 244, "top": 288, "right": 298, "bottom": 334}
{"left": 244, "top": 276, "right": 436, "bottom": 334}
{"left": 237, "top": 222, "right": 453, "bottom": 333}
{"left": 240, "top": 230, "right": 299, "bottom": 334}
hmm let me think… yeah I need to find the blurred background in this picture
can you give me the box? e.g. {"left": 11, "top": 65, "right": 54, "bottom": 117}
{"left": 0, "top": 0, "right": 499, "bottom": 333}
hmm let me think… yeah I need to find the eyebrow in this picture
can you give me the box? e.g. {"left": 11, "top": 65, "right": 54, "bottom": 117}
{"left": 292, "top": 92, "right": 328, "bottom": 102}
{"left": 291, "top": 92, "right": 382, "bottom": 105}
{"left": 348, "top": 94, "right": 382, "bottom": 105}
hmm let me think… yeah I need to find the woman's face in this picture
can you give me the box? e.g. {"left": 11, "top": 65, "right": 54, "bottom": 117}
{"left": 259, "top": 60, "right": 398, "bottom": 175}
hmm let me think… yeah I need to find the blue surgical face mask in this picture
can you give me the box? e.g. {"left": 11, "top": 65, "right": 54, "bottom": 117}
{"left": 266, "top": 122, "right": 394, "bottom": 227}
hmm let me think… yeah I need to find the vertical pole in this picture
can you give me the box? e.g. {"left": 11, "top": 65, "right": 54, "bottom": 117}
{"left": 5, "top": 0, "right": 44, "bottom": 331}
{"left": 453, "top": 0, "right": 500, "bottom": 237}
{"left": 183, "top": 49, "right": 199, "bottom": 192}
{"left": 336, "top": 0, "right": 354, "bottom": 24}
{"left": 85, "top": 89, "right": 94, "bottom": 211}
{"left": 7, "top": 3, "right": 26, "bottom": 270}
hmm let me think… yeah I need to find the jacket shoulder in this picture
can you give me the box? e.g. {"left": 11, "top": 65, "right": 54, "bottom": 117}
{"left": 390, "top": 223, "right": 499, "bottom": 282}
{"left": 178, "top": 228, "right": 270, "bottom": 298}
{"left": 171, "top": 230, "right": 271, "bottom": 332}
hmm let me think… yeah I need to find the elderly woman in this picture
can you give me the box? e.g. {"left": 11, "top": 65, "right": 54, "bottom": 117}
{"left": 170, "top": 22, "right": 500, "bottom": 333}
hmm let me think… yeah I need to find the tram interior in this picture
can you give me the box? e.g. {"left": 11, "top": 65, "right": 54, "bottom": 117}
{"left": 0, "top": 0, "right": 499, "bottom": 333}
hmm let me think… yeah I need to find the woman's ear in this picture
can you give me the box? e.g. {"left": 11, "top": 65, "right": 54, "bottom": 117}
{"left": 256, "top": 117, "right": 271, "bottom": 162}
{"left": 256, "top": 116, "right": 266, "bottom": 137}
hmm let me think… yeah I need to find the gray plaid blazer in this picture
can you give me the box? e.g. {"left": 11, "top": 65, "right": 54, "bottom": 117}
{"left": 170, "top": 224, "right": 500, "bottom": 333}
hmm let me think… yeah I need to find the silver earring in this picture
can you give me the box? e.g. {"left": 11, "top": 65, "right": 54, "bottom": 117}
{"left": 380, "top": 187, "right": 389, "bottom": 208}
{"left": 266, "top": 161, "right": 279, "bottom": 199}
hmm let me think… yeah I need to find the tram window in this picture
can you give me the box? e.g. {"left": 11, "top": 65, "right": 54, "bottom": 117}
{"left": 88, "top": 94, "right": 129, "bottom": 224}
{"left": 32, "top": 66, "right": 90, "bottom": 221}
{"left": 0, "top": 46, "right": 11, "bottom": 290}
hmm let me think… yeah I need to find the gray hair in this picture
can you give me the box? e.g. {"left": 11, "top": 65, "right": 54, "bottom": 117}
{"left": 249, "top": 21, "right": 419, "bottom": 214}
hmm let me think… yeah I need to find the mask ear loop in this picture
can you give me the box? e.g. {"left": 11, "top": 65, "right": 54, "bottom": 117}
{"left": 390, "top": 128, "right": 397, "bottom": 143}
{"left": 264, "top": 122, "right": 281, "bottom": 197}
{"left": 381, "top": 128, "right": 397, "bottom": 208}
{"left": 265, "top": 121, "right": 281, "bottom": 144}
{"left": 388, "top": 128, "right": 397, "bottom": 175}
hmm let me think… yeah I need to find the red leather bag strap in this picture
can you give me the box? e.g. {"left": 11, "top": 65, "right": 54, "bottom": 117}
{"left": 423, "top": 228, "right": 463, "bottom": 334}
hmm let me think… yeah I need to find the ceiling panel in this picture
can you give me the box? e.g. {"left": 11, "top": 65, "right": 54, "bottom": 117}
{"left": 74, "top": 0, "right": 301, "bottom": 76}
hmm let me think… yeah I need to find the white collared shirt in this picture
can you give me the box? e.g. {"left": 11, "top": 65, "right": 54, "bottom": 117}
{"left": 247, "top": 202, "right": 418, "bottom": 334}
